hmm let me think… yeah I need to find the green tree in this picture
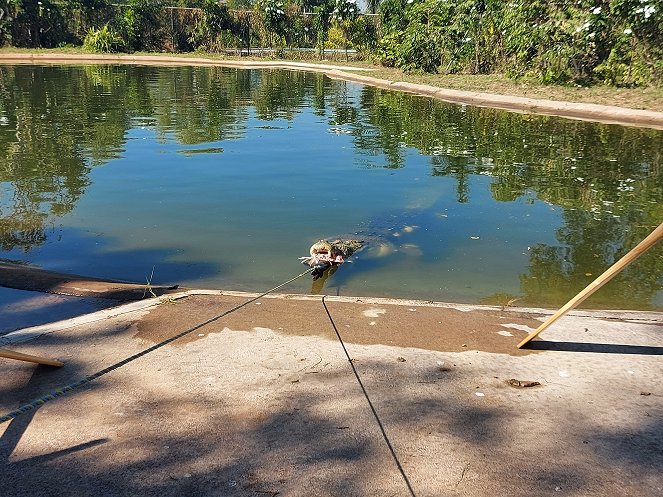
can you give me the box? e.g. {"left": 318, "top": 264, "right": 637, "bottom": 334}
{"left": 366, "top": 0, "right": 381, "bottom": 14}
{"left": 375, "top": 0, "right": 663, "bottom": 85}
{"left": 117, "top": 0, "right": 165, "bottom": 52}
{"left": 187, "top": 0, "right": 234, "bottom": 51}
{"left": 313, "top": 0, "right": 334, "bottom": 57}
{"left": 259, "top": 0, "right": 287, "bottom": 48}
{"left": 7, "top": 0, "right": 68, "bottom": 47}
{"left": 332, "top": 0, "right": 359, "bottom": 59}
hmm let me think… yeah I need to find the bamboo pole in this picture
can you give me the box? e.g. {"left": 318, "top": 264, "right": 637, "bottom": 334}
{"left": 517, "top": 221, "right": 663, "bottom": 348}
{"left": 0, "top": 348, "right": 64, "bottom": 367}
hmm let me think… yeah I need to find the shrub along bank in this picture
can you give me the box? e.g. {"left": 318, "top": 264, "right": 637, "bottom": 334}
{"left": 376, "top": 0, "right": 662, "bottom": 87}
{"left": 0, "top": 0, "right": 661, "bottom": 87}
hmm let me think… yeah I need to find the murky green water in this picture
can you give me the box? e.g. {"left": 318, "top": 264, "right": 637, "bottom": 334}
{"left": 0, "top": 64, "right": 661, "bottom": 309}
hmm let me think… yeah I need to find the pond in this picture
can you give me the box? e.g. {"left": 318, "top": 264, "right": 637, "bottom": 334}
{"left": 0, "top": 64, "right": 662, "bottom": 310}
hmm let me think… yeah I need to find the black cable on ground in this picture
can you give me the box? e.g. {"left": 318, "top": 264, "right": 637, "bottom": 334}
{"left": 0, "top": 268, "right": 312, "bottom": 424}
{"left": 321, "top": 295, "right": 417, "bottom": 497}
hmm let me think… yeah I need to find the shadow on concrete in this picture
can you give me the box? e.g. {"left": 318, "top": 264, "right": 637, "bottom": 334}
{"left": 591, "top": 416, "right": 663, "bottom": 472}
{"left": 0, "top": 368, "right": 43, "bottom": 464}
{"left": 0, "top": 361, "right": 109, "bottom": 479}
{"left": 0, "top": 299, "right": 661, "bottom": 496}
{"left": 0, "top": 287, "right": 120, "bottom": 335}
{"left": 0, "top": 352, "right": 661, "bottom": 497}
{"left": 0, "top": 240, "right": 222, "bottom": 333}
{"left": 528, "top": 341, "right": 663, "bottom": 355}
{"left": 0, "top": 372, "right": 399, "bottom": 496}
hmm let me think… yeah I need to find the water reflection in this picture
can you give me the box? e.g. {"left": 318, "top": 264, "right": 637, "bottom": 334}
{"left": 0, "top": 64, "right": 661, "bottom": 309}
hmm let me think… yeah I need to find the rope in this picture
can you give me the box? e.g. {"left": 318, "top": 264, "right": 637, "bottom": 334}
{"left": 0, "top": 268, "right": 313, "bottom": 424}
{"left": 321, "top": 296, "right": 417, "bottom": 497}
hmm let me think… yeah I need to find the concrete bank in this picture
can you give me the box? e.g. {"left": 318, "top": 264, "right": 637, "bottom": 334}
{"left": 1, "top": 288, "right": 662, "bottom": 497}
{"left": 1, "top": 53, "right": 662, "bottom": 130}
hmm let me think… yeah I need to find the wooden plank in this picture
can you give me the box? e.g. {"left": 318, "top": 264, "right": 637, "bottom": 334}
{"left": 518, "top": 222, "right": 663, "bottom": 348}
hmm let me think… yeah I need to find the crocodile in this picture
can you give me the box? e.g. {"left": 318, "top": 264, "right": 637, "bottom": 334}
{"left": 301, "top": 239, "right": 364, "bottom": 280}
{"left": 301, "top": 223, "right": 423, "bottom": 292}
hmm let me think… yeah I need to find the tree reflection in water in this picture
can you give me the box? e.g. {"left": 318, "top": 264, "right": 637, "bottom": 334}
{"left": 0, "top": 64, "right": 660, "bottom": 308}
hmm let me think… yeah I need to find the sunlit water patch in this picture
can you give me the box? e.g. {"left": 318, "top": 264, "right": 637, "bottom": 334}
{"left": 0, "top": 64, "right": 661, "bottom": 310}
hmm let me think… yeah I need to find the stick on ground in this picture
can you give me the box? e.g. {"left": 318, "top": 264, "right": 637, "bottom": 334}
{"left": 0, "top": 348, "right": 64, "bottom": 367}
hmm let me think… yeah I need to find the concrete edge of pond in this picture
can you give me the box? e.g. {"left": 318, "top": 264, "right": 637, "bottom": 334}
{"left": 1, "top": 53, "right": 662, "bottom": 130}
{"left": 1, "top": 260, "right": 661, "bottom": 344}
{"left": 325, "top": 70, "right": 663, "bottom": 130}
{"left": 2, "top": 287, "right": 661, "bottom": 348}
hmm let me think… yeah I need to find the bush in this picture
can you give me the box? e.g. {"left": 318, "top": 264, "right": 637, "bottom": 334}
{"left": 397, "top": 3, "right": 442, "bottom": 73}
{"left": 378, "top": 0, "right": 408, "bottom": 31}
{"left": 325, "top": 26, "right": 346, "bottom": 49}
{"left": 374, "top": 29, "right": 402, "bottom": 67}
{"left": 188, "top": 0, "right": 234, "bottom": 51}
{"left": 313, "top": 0, "right": 335, "bottom": 54}
{"left": 346, "top": 15, "right": 378, "bottom": 53}
{"left": 10, "top": 0, "right": 69, "bottom": 48}
{"left": 118, "top": 1, "right": 165, "bottom": 52}
{"left": 83, "top": 24, "right": 124, "bottom": 53}
{"left": 374, "top": 0, "right": 663, "bottom": 86}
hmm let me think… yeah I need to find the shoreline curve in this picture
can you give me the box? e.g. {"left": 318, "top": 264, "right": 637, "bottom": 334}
{"left": 1, "top": 52, "right": 662, "bottom": 130}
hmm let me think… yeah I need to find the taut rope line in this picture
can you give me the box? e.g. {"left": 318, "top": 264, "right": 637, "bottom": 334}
{"left": 321, "top": 295, "right": 417, "bottom": 497}
{"left": 0, "top": 268, "right": 313, "bottom": 424}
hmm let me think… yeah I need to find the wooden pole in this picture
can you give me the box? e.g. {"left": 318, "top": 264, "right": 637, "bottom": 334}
{"left": 0, "top": 348, "right": 64, "bottom": 367}
{"left": 517, "top": 221, "right": 663, "bottom": 349}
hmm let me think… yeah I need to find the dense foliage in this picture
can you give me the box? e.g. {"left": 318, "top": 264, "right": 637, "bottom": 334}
{"left": 376, "top": 0, "right": 663, "bottom": 86}
{"left": 0, "top": 1, "right": 661, "bottom": 85}
{"left": 0, "top": 1, "right": 372, "bottom": 58}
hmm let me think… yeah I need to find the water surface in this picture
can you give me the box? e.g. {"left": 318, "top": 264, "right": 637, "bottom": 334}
{"left": 0, "top": 64, "right": 661, "bottom": 310}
